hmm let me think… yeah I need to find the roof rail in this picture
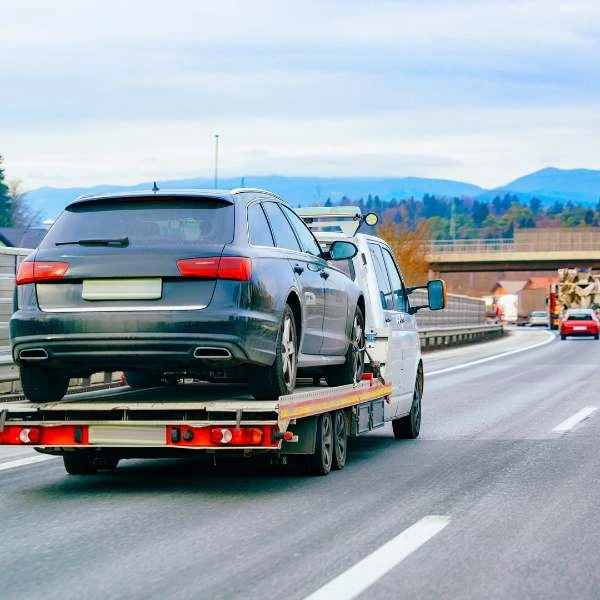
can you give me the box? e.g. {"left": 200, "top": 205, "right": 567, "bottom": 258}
{"left": 230, "top": 188, "right": 283, "bottom": 200}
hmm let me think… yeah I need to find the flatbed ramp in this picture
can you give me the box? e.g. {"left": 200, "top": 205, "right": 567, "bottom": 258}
{"left": 0, "top": 379, "right": 393, "bottom": 475}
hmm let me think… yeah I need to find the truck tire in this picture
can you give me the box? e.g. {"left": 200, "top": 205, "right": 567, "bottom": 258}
{"left": 20, "top": 364, "right": 70, "bottom": 403}
{"left": 325, "top": 306, "right": 365, "bottom": 387}
{"left": 332, "top": 410, "right": 347, "bottom": 470}
{"left": 250, "top": 304, "right": 297, "bottom": 400}
{"left": 63, "top": 453, "right": 98, "bottom": 475}
{"left": 306, "top": 412, "right": 334, "bottom": 475}
{"left": 124, "top": 371, "right": 164, "bottom": 389}
{"left": 392, "top": 375, "right": 422, "bottom": 440}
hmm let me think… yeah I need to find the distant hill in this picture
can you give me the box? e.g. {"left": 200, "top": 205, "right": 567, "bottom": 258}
{"left": 478, "top": 167, "right": 600, "bottom": 206}
{"left": 25, "top": 175, "right": 485, "bottom": 220}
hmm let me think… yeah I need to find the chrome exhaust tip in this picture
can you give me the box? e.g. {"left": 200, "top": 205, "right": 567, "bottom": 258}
{"left": 19, "top": 348, "right": 49, "bottom": 361}
{"left": 193, "top": 347, "right": 232, "bottom": 359}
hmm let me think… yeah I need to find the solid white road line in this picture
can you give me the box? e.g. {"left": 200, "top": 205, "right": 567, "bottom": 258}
{"left": 428, "top": 330, "right": 556, "bottom": 377}
{"left": 552, "top": 407, "right": 598, "bottom": 433}
{"left": 0, "top": 454, "right": 57, "bottom": 472}
{"left": 303, "top": 515, "right": 450, "bottom": 600}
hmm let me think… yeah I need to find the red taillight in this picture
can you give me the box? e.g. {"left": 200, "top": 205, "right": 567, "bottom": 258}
{"left": 16, "top": 261, "right": 69, "bottom": 285}
{"left": 177, "top": 257, "right": 251, "bottom": 281}
{"left": 210, "top": 427, "right": 264, "bottom": 445}
{"left": 0, "top": 426, "right": 42, "bottom": 445}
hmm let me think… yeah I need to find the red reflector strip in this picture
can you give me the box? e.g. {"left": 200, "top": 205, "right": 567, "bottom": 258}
{"left": 16, "top": 261, "right": 69, "bottom": 285}
{"left": 176, "top": 257, "right": 251, "bottom": 281}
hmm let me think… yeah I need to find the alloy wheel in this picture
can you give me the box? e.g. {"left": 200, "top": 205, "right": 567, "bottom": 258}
{"left": 352, "top": 314, "right": 365, "bottom": 383}
{"left": 321, "top": 413, "right": 333, "bottom": 471}
{"left": 333, "top": 410, "right": 347, "bottom": 468}
{"left": 281, "top": 315, "right": 297, "bottom": 390}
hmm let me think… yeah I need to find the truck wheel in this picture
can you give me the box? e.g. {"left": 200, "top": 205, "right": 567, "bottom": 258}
{"left": 20, "top": 364, "right": 70, "bottom": 403}
{"left": 325, "top": 306, "right": 365, "bottom": 387}
{"left": 250, "top": 305, "right": 297, "bottom": 399}
{"left": 306, "top": 412, "right": 333, "bottom": 476}
{"left": 392, "top": 376, "right": 422, "bottom": 440}
{"left": 332, "top": 410, "right": 347, "bottom": 470}
{"left": 124, "top": 371, "right": 164, "bottom": 389}
{"left": 63, "top": 453, "right": 98, "bottom": 475}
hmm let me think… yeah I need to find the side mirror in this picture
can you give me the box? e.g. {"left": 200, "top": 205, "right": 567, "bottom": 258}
{"left": 427, "top": 279, "right": 446, "bottom": 311}
{"left": 325, "top": 240, "right": 358, "bottom": 261}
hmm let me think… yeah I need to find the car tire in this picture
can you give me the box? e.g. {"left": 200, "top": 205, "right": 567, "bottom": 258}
{"left": 324, "top": 305, "right": 365, "bottom": 388}
{"left": 561, "top": 334, "right": 566, "bottom": 340}
{"left": 20, "top": 364, "right": 70, "bottom": 403}
{"left": 392, "top": 373, "right": 422, "bottom": 440}
{"left": 332, "top": 409, "right": 348, "bottom": 470}
{"left": 250, "top": 304, "right": 298, "bottom": 400}
{"left": 305, "top": 412, "right": 334, "bottom": 476}
{"left": 595, "top": 334, "right": 599, "bottom": 340}
{"left": 124, "top": 371, "right": 164, "bottom": 389}
{"left": 63, "top": 453, "right": 98, "bottom": 475}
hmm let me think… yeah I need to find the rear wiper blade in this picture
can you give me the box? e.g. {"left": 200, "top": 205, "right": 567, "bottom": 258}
{"left": 55, "top": 237, "right": 129, "bottom": 247}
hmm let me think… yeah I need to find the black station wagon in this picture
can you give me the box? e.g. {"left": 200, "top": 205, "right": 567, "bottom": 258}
{"left": 11, "top": 188, "right": 365, "bottom": 402}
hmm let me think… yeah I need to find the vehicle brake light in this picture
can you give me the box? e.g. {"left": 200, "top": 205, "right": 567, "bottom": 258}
{"left": 16, "top": 261, "right": 69, "bottom": 285}
{"left": 210, "top": 427, "right": 264, "bottom": 445}
{"left": 177, "top": 257, "right": 251, "bottom": 281}
{"left": 19, "top": 428, "right": 41, "bottom": 444}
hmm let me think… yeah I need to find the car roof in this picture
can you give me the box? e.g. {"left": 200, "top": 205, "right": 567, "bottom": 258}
{"left": 67, "top": 188, "right": 284, "bottom": 209}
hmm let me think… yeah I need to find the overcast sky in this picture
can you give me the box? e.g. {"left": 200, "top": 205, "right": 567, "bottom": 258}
{"left": 2, "top": 0, "right": 600, "bottom": 190}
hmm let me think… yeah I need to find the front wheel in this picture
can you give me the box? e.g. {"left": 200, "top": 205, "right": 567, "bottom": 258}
{"left": 20, "top": 364, "right": 70, "bottom": 403}
{"left": 392, "top": 372, "right": 422, "bottom": 439}
{"left": 325, "top": 306, "right": 365, "bottom": 387}
{"left": 250, "top": 305, "right": 298, "bottom": 399}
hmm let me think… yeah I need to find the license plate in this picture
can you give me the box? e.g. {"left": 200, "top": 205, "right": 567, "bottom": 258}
{"left": 574, "top": 326, "right": 587, "bottom": 331}
{"left": 82, "top": 278, "right": 162, "bottom": 300}
{"left": 88, "top": 425, "right": 165, "bottom": 445}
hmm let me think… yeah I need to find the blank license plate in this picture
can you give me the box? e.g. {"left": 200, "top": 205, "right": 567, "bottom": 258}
{"left": 82, "top": 278, "right": 162, "bottom": 300}
{"left": 574, "top": 326, "right": 587, "bottom": 331}
{"left": 88, "top": 426, "right": 165, "bottom": 446}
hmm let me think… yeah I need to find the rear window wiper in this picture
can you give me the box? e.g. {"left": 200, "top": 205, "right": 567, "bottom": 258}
{"left": 55, "top": 237, "right": 129, "bottom": 247}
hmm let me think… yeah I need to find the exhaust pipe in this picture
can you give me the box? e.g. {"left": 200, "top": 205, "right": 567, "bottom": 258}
{"left": 193, "top": 347, "right": 232, "bottom": 359}
{"left": 19, "top": 348, "right": 49, "bottom": 361}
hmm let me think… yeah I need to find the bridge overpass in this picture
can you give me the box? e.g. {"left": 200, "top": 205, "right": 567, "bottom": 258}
{"left": 427, "top": 230, "right": 600, "bottom": 273}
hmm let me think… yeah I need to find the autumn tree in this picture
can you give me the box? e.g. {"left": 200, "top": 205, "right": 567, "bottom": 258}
{"left": 377, "top": 220, "right": 431, "bottom": 286}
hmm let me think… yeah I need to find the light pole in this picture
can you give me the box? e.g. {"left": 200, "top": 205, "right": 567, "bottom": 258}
{"left": 214, "top": 134, "right": 220, "bottom": 188}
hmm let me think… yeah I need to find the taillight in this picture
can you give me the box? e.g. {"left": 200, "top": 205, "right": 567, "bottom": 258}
{"left": 16, "top": 261, "right": 69, "bottom": 285}
{"left": 177, "top": 257, "right": 251, "bottom": 281}
{"left": 210, "top": 427, "right": 264, "bottom": 445}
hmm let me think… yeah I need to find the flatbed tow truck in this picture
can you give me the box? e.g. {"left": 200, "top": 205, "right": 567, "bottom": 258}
{"left": 0, "top": 205, "right": 443, "bottom": 476}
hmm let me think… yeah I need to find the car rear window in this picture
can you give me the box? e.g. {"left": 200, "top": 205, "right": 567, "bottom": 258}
{"left": 40, "top": 198, "right": 234, "bottom": 248}
{"left": 567, "top": 313, "right": 593, "bottom": 321}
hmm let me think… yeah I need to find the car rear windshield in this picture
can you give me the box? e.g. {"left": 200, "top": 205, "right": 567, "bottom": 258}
{"left": 40, "top": 198, "right": 234, "bottom": 248}
{"left": 531, "top": 312, "right": 546, "bottom": 317}
{"left": 567, "top": 313, "right": 593, "bottom": 321}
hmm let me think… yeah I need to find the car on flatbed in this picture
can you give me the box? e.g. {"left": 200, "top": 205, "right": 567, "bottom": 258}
{"left": 11, "top": 188, "right": 365, "bottom": 403}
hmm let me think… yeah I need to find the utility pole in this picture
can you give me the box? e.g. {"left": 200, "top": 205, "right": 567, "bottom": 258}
{"left": 214, "top": 134, "right": 220, "bottom": 188}
{"left": 450, "top": 197, "right": 456, "bottom": 240}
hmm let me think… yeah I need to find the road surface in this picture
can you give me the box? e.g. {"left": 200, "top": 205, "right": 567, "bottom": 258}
{"left": 3, "top": 329, "right": 599, "bottom": 599}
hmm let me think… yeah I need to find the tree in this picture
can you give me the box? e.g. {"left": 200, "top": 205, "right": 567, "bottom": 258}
{"left": 377, "top": 220, "right": 431, "bottom": 286}
{"left": 0, "top": 155, "right": 12, "bottom": 226}
{"left": 8, "top": 179, "right": 43, "bottom": 228}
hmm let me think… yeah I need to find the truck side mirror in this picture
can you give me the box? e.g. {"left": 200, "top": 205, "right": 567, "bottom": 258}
{"left": 428, "top": 279, "right": 446, "bottom": 311}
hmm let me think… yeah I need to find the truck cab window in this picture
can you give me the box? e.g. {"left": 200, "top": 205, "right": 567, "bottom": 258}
{"left": 381, "top": 248, "right": 408, "bottom": 312}
{"left": 368, "top": 243, "right": 393, "bottom": 310}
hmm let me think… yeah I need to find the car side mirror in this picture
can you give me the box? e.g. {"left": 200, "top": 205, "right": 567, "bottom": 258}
{"left": 427, "top": 279, "right": 446, "bottom": 311}
{"left": 324, "top": 240, "right": 358, "bottom": 261}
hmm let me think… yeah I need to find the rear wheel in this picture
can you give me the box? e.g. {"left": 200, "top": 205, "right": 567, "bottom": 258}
{"left": 20, "top": 364, "right": 69, "bottom": 403}
{"left": 332, "top": 410, "right": 348, "bottom": 470}
{"left": 306, "top": 412, "right": 334, "bottom": 476}
{"left": 124, "top": 371, "right": 164, "bottom": 389}
{"left": 392, "top": 372, "right": 422, "bottom": 440}
{"left": 250, "top": 305, "right": 297, "bottom": 399}
{"left": 561, "top": 334, "right": 566, "bottom": 340}
{"left": 325, "top": 306, "right": 365, "bottom": 387}
{"left": 63, "top": 453, "right": 97, "bottom": 475}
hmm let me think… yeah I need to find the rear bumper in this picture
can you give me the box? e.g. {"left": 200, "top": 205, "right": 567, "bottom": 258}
{"left": 10, "top": 308, "right": 279, "bottom": 372}
{"left": 561, "top": 329, "right": 598, "bottom": 337}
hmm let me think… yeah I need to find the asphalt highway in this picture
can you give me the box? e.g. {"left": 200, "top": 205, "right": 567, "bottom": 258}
{"left": 2, "top": 328, "right": 600, "bottom": 600}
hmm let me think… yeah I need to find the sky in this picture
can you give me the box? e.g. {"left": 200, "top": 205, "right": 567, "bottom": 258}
{"left": 2, "top": 0, "right": 600, "bottom": 190}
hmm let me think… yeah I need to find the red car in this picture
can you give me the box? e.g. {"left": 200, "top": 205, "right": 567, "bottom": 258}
{"left": 560, "top": 309, "right": 600, "bottom": 340}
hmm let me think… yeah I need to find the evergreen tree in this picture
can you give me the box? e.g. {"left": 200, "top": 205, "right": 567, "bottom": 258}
{"left": 0, "top": 155, "right": 12, "bottom": 227}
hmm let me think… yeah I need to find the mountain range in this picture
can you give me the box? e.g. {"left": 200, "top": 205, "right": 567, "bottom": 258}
{"left": 25, "top": 167, "right": 600, "bottom": 220}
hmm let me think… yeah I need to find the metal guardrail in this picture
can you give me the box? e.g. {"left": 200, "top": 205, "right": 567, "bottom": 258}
{"left": 419, "top": 324, "right": 503, "bottom": 348}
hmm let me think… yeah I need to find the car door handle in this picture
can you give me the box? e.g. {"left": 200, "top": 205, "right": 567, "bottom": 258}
{"left": 293, "top": 265, "right": 304, "bottom": 275}
{"left": 320, "top": 271, "right": 329, "bottom": 279}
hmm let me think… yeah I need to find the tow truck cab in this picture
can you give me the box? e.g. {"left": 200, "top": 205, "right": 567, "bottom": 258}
{"left": 298, "top": 207, "right": 446, "bottom": 421}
